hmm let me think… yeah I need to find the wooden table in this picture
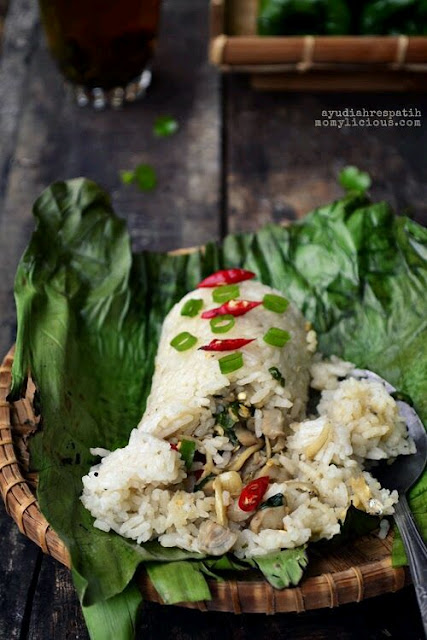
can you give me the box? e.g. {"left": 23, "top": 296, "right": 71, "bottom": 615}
{"left": 0, "top": 1, "right": 426, "bottom": 638}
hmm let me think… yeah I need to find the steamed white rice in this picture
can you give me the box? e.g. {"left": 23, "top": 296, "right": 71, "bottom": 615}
{"left": 81, "top": 279, "right": 415, "bottom": 558}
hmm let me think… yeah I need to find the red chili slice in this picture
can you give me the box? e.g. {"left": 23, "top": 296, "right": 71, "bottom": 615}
{"left": 197, "top": 269, "right": 255, "bottom": 288}
{"left": 170, "top": 443, "right": 179, "bottom": 451}
{"left": 238, "top": 476, "right": 270, "bottom": 512}
{"left": 201, "top": 300, "right": 262, "bottom": 319}
{"left": 194, "top": 469, "right": 204, "bottom": 481}
{"left": 199, "top": 338, "right": 255, "bottom": 351}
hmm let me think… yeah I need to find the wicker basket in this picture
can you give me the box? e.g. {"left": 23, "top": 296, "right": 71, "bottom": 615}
{"left": 210, "top": 0, "right": 427, "bottom": 91}
{"left": 0, "top": 345, "right": 410, "bottom": 612}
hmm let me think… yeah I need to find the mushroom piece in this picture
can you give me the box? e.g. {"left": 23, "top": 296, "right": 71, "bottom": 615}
{"left": 261, "top": 409, "right": 286, "bottom": 439}
{"left": 201, "top": 479, "right": 216, "bottom": 495}
{"left": 272, "top": 435, "right": 287, "bottom": 453}
{"left": 229, "top": 442, "right": 264, "bottom": 472}
{"left": 241, "top": 451, "right": 266, "bottom": 481}
{"left": 213, "top": 477, "right": 228, "bottom": 526}
{"left": 249, "top": 504, "right": 288, "bottom": 534}
{"left": 235, "top": 424, "right": 261, "bottom": 447}
{"left": 197, "top": 521, "right": 237, "bottom": 555}
{"left": 217, "top": 471, "right": 243, "bottom": 496}
{"left": 227, "top": 501, "right": 252, "bottom": 523}
{"left": 255, "top": 459, "right": 290, "bottom": 482}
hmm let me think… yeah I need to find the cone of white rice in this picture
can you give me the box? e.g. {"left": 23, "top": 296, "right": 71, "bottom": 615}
{"left": 138, "top": 279, "right": 314, "bottom": 439}
{"left": 81, "top": 270, "right": 415, "bottom": 558}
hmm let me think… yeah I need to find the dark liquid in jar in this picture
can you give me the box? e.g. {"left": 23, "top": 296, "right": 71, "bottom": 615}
{"left": 39, "top": 0, "right": 161, "bottom": 89}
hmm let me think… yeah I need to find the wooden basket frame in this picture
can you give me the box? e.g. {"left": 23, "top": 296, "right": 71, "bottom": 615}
{"left": 0, "top": 345, "right": 410, "bottom": 613}
{"left": 209, "top": 0, "right": 427, "bottom": 91}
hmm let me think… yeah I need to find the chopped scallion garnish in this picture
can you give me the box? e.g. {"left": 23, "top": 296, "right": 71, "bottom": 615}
{"left": 219, "top": 351, "right": 243, "bottom": 374}
{"left": 263, "top": 328, "right": 291, "bottom": 348}
{"left": 212, "top": 284, "right": 240, "bottom": 304}
{"left": 179, "top": 439, "right": 196, "bottom": 470}
{"left": 210, "top": 314, "right": 235, "bottom": 334}
{"left": 181, "top": 299, "right": 203, "bottom": 317}
{"left": 170, "top": 332, "right": 197, "bottom": 351}
{"left": 263, "top": 294, "right": 289, "bottom": 313}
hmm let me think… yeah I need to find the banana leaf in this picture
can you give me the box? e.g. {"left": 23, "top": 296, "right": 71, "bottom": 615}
{"left": 9, "top": 177, "right": 426, "bottom": 638}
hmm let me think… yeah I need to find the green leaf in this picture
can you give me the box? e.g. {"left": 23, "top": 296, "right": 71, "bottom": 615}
{"left": 252, "top": 547, "right": 308, "bottom": 589}
{"left": 257, "top": 0, "right": 351, "bottom": 36}
{"left": 80, "top": 578, "right": 142, "bottom": 640}
{"left": 194, "top": 473, "right": 215, "bottom": 492}
{"left": 146, "top": 561, "right": 211, "bottom": 604}
{"left": 153, "top": 115, "right": 179, "bottom": 138}
{"left": 338, "top": 166, "right": 372, "bottom": 194}
{"left": 119, "top": 165, "right": 157, "bottom": 191}
{"left": 10, "top": 177, "right": 427, "bottom": 639}
{"left": 215, "top": 403, "right": 239, "bottom": 444}
{"left": 312, "top": 506, "right": 381, "bottom": 553}
{"left": 260, "top": 493, "right": 285, "bottom": 510}
{"left": 268, "top": 366, "right": 286, "bottom": 387}
{"left": 134, "top": 164, "right": 157, "bottom": 191}
{"left": 204, "top": 555, "right": 252, "bottom": 572}
{"left": 119, "top": 170, "right": 135, "bottom": 185}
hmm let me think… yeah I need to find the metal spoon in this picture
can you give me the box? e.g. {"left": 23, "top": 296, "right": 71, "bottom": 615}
{"left": 351, "top": 369, "right": 427, "bottom": 635}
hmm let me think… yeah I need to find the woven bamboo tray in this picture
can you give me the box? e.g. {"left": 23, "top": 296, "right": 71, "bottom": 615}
{"left": 210, "top": 0, "right": 427, "bottom": 91}
{"left": 0, "top": 345, "right": 411, "bottom": 612}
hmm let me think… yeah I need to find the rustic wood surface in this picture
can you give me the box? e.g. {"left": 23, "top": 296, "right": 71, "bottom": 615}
{"left": 0, "top": 0, "right": 425, "bottom": 638}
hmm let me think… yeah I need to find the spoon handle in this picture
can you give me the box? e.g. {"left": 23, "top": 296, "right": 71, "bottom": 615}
{"left": 394, "top": 494, "right": 427, "bottom": 636}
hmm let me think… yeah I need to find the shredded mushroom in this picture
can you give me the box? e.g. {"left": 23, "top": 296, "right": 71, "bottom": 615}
{"left": 235, "top": 425, "right": 260, "bottom": 447}
{"left": 217, "top": 471, "right": 243, "bottom": 496}
{"left": 304, "top": 422, "right": 332, "bottom": 459}
{"left": 213, "top": 477, "right": 228, "bottom": 526}
{"left": 350, "top": 476, "right": 372, "bottom": 510}
{"left": 229, "top": 442, "right": 263, "bottom": 472}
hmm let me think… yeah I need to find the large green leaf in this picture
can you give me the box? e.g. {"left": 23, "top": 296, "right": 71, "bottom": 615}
{"left": 79, "top": 578, "right": 142, "bottom": 640}
{"left": 10, "top": 178, "right": 426, "bottom": 636}
{"left": 145, "top": 561, "right": 211, "bottom": 604}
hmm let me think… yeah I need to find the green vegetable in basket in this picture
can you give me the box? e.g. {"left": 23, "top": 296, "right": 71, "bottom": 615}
{"left": 258, "top": 0, "right": 427, "bottom": 34}
{"left": 258, "top": 0, "right": 352, "bottom": 35}
{"left": 360, "top": 0, "right": 427, "bottom": 35}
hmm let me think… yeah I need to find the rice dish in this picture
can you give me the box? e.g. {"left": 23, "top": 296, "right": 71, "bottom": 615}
{"left": 81, "top": 271, "right": 415, "bottom": 559}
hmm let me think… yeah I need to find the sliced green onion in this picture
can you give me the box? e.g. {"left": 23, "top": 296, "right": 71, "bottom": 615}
{"left": 181, "top": 298, "right": 203, "bottom": 317}
{"left": 219, "top": 352, "right": 243, "bottom": 374}
{"left": 170, "top": 331, "right": 197, "bottom": 351}
{"left": 179, "top": 439, "right": 196, "bottom": 470}
{"left": 268, "top": 366, "right": 286, "bottom": 387}
{"left": 263, "top": 327, "right": 291, "bottom": 348}
{"left": 263, "top": 294, "right": 289, "bottom": 313}
{"left": 212, "top": 284, "right": 240, "bottom": 304}
{"left": 210, "top": 314, "right": 235, "bottom": 334}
